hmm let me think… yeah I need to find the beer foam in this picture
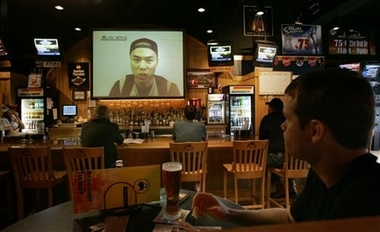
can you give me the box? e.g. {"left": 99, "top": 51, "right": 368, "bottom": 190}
{"left": 163, "top": 163, "right": 182, "bottom": 172}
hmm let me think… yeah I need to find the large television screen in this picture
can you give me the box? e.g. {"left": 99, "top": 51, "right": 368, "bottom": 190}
{"left": 207, "top": 41, "right": 234, "bottom": 67}
{"left": 33, "top": 38, "right": 63, "bottom": 60}
{"left": 253, "top": 41, "right": 277, "bottom": 67}
{"left": 91, "top": 29, "right": 186, "bottom": 99}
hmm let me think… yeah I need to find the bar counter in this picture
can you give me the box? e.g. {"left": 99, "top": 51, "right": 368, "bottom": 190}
{"left": 0, "top": 136, "right": 238, "bottom": 192}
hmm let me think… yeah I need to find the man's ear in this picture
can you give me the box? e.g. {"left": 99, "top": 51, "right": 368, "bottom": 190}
{"left": 309, "top": 119, "right": 325, "bottom": 143}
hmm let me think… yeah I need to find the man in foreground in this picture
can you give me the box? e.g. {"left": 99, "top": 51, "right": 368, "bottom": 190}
{"left": 179, "top": 68, "right": 380, "bottom": 230}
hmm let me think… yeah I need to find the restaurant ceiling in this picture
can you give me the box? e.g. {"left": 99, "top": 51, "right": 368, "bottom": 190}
{"left": 1, "top": 0, "right": 379, "bottom": 59}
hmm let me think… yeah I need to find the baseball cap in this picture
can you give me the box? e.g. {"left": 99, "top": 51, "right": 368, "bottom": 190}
{"left": 265, "top": 98, "right": 283, "bottom": 110}
{"left": 129, "top": 38, "right": 158, "bottom": 56}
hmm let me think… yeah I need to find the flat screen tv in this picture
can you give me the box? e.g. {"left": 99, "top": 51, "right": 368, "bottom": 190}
{"left": 361, "top": 63, "right": 380, "bottom": 81}
{"left": 33, "top": 38, "right": 63, "bottom": 60}
{"left": 91, "top": 28, "right": 186, "bottom": 99}
{"left": 339, "top": 62, "right": 361, "bottom": 72}
{"left": 207, "top": 41, "right": 234, "bottom": 67}
{"left": 252, "top": 41, "right": 277, "bottom": 67}
{"left": 62, "top": 104, "right": 77, "bottom": 117}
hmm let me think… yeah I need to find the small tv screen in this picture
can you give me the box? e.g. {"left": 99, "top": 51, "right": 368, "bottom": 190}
{"left": 207, "top": 42, "right": 234, "bottom": 67}
{"left": 91, "top": 28, "right": 185, "bottom": 99}
{"left": 253, "top": 42, "right": 277, "bottom": 67}
{"left": 361, "top": 63, "right": 380, "bottom": 81}
{"left": 339, "top": 62, "right": 361, "bottom": 72}
{"left": 0, "top": 37, "right": 9, "bottom": 57}
{"left": 62, "top": 105, "right": 77, "bottom": 117}
{"left": 34, "top": 38, "right": 61, "bottom": 56}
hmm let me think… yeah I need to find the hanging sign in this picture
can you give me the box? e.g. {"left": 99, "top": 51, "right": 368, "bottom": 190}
{"left": 281, "top": 24, "right": 323, "bottom": 55}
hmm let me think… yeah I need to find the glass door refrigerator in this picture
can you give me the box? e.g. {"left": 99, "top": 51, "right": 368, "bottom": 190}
{"left": 222, "top": 85, "right": 255, "bottom": 136}
{"left": 17, "top": 88, "right": 45, "bottom": 134}
{"left": 207, "top": 93, "right": 225, "bottom": 124}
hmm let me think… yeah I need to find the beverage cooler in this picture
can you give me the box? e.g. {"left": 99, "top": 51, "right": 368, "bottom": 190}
{"left": 17, "top": 88, "right": 45, "bottom": 134}
{"left": 222, "top": 85, "right": 255, "bottom": 136}
{"left": 207, "top": 94, "right": 225, "bottom": 124}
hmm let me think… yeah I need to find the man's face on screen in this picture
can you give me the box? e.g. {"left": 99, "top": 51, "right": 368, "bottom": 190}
{"left": 130, "top": 47, "right": 158, "bottom": 87}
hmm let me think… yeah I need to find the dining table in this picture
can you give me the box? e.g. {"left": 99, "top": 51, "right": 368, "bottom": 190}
{"left": 1, "top": 189, "right": 244, "bottom": 232}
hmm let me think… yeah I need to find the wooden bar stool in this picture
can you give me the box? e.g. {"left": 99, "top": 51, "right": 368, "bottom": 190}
{"left": 169, "top": 141, "right": 208, "bottom": 192}
{"left": 223, "top": 140, "right": 268, "bottom": 209}
{"left": 62, "top": 147, "right": 105, "bottom": 200}
{"left": 0, "top": 170, "right": 13, "bottom": 224}
{"left": 9, "top": 146, "right": 67, "bottom": 221}
{"left": 266, "top": 153, "right": 310, "bottom": 208}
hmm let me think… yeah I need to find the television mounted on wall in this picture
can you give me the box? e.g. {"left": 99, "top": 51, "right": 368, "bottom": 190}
{"left": 252, "top": 40, "right": 277, "bottom": 67}
{"left": 207, "top": 41, "right": 234, "bottom": 67}
{"left": 33, "top": 38, "right": 64, "bottom": 60}
{"left": 91, "top": 28, "right": 186, "bottom": 99}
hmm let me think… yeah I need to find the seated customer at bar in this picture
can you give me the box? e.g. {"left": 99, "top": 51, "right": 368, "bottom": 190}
{"left": 172, "top": 105, "right": 207, "bottom": 142}
{"left": 179, "top": 68, "right": 380, "bottom": 230}
{"left": 81, "top": 104, "right": 124, "bottom": 168}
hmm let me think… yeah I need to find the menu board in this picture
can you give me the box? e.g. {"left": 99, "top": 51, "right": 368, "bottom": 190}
{"left": 259, "top": 71, "right": 293, "bottom": 95}
{"left": 281, "top": 24, "right": 323, "bottom": 55}
{"left": 328, "top": 29, "right": 376, "bottom": 55}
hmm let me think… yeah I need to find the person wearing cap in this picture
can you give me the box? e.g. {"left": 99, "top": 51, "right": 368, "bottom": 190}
{"left": 108, "top": 38, "right": 180, "bottom": 97}
{"left": 259, "top": 98, "right": 297, "bottom": 199}
{"left": 1, "top": 103, "right": 25, "bottom": 136}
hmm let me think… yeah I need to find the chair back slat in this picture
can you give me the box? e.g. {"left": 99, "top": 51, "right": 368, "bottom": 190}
{"left": 63, "top": 147, "right": 105, "bottom": 199}
{"left": 9, "top": 146, "right": 54, "bottom": 186}
{"left": 169, "top": 141, "right": 208, "bottom": 192}
{"left": 232, "top": 140, "right": 268, "bottom": 174}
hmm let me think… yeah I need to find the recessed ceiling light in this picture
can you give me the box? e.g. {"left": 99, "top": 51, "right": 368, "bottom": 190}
{"left": 207, "top": 29, "right": 213, "bottom": 34}
{"left": 74, "top": 27, "right": 82, "bottom": 32}
{"left": 198, "top": 7, "right": 205, "bottom": 13}
{"left": 55, "top": 5, "right": 64, "bottom": 10}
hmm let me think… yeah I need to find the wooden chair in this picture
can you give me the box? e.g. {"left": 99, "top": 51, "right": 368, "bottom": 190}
{"left": 169, "top": 141, "right": 208, "bottom": 192}
{"left": 0, "top": 170, "right": 13, "bottom": 224}
{"left": 266, "top": 153, "right": 310, "bottom": 209}
{"left": 223, "top": 140, "right": 268, "bottom": 209}
{"left": 9, "top": 146, "right": 67, "bottom": 221}
{"left": 62, "top": 147, "right": 105, "bottom": 199}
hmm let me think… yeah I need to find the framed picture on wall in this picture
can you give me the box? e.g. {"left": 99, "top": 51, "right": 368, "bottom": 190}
{"left": 243, "top": 5, "right": 273, "bottom": 37}
{"left": 186, "top": 69, "right": 217, "bottom": 89}
{"left": 72, "top": 90, "right": 87, "bottom": 101}
{"left": 27, "top": 73, "right": 42, "bottom": 88}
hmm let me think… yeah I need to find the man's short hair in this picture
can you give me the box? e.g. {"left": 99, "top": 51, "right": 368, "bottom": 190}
{"left": 94, "top": 104, "right": 109, "bottom": 119}
{"left": 129, "top": 38, "right": 158, "bottom": 56}
{"left": 285, "top": 68, "right": 374, "bottom": 149}
{"left": 184, "top": 105, "right": 197, "bottom": 120}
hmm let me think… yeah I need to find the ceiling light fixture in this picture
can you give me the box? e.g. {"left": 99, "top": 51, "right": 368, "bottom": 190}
{"left": 256, "top": 0, "right": 264, "bottom": 15}
{"left": 207, "top": 29, "right": 213, "bottom": 34}
{"left": 198, "top": 7, "right": 205, "bottom": 13}
{"left": 55, "top": 5, "right": 64, "bottom": 10}
{"left": 74, "top": 27, "right": 82, "bottom": 32}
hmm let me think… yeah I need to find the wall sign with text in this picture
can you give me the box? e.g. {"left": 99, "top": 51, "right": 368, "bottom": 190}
{"left": 68, "top": 62, "right": 89, "bottom": 89}
{"left": 281, "top": 24, "right": 323, "bottom": 55}
{"left": 328, "top": 30, "right": 376, "bottom": 55}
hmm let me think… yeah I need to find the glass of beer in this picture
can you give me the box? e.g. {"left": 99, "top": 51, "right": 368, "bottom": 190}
{"left": 162, "top": 162, "right": 182, "bottom": 220}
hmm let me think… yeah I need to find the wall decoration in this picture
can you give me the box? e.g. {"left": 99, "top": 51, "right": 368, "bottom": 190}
{"left": 72, "top": 90, "right": 87, "bottom": 101}
{"left": 186, "top": 69, "right": 217, "bottom": 89}
{"left": 68, "top": 62, "right": 89, "bottom": 89}
{"left": 328, "top": 29, "right": 376, "bottom": 55}
{"left": 243, "top": 6, "right": 273, "bottom": 37}
{"left": 27, "top": 73, "right": 42, "bottom": 88}
{"left": 281, "top": 24, "right": 323, "bottom": 55}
